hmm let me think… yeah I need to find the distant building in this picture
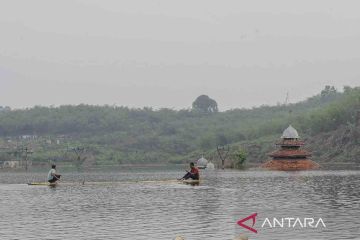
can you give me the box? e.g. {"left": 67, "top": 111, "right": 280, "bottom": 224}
{"left": 261, "top": 125, "right": 320, "bottom": 171}
{"left": 2, "top": 160, "right": 21, "bottom": 169}
{"left": 0, "top": 106, "right": 11, "bottom": 112}
{"left": 1, "top": 159, "right": 33, "bottom": 169}
{"left": 197, "top": 156, "right": 208, "bottom": 169}
{"left": 206, "top": 162, "right": 215, "bottom": 170}
{"left": 20, "top": 135, "right": 37, "bottom": 140}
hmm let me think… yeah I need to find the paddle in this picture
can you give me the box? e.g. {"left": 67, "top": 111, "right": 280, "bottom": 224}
{"left": 178, "top": 170, "right": 191, "bottom": 180}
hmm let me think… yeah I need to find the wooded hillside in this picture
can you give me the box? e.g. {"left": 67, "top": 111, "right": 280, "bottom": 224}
{"left": 0, "top": 86, "right": 359, "bottom": 166}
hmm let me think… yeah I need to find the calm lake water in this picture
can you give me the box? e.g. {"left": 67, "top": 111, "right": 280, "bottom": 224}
{"left": 0, "top": 169, "right": 359, "bottom": 240}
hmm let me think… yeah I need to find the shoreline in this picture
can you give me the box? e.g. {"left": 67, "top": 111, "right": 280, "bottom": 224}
{"left": 0, "top": 161, "right": 359, "bottom": 173}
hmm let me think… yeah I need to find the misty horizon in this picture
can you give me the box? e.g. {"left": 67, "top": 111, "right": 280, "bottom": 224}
{"left": 0, "top": 85, "right": 353, "bottom": 112}
{"left": 1, "top": 0, "right": 359, "bottom": 110}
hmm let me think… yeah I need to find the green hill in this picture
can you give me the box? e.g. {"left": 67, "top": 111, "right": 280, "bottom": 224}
{"left": 0, "top": 86, "right": 359, "bottom": 167}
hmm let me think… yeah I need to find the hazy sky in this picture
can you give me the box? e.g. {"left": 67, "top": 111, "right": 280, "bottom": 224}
{"left": 1, "top": 0, "right": 359, "bottom": 110}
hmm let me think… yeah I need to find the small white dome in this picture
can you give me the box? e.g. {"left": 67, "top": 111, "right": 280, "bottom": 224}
{"left": 197, "top": 156, "right": 208, "bottom": 167}
{"left": 281, "top": 125, "right": 299, "bottom": 139}
{"left": 206, "top": 162, "right": 215, "bottom": 170}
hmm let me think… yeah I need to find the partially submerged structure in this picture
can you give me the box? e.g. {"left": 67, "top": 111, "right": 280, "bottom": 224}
{"left": 261, "top": 125, "right": 319, "bottom": 171}
{"left": 197, "top": 156, "right": 208, "bottom": 169}
{"left": 196, "top": 156, "right": 215, "bottom": 170}
{"left": 206, "top": 162, "right": 215, "bottom": 170}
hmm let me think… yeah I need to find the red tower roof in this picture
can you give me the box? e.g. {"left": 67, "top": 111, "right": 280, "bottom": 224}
{"left": 269, "top": 149, "right": 311, "bottom": 158}
{"left": 275, "top": 139, "right": 305, "bottom": 146}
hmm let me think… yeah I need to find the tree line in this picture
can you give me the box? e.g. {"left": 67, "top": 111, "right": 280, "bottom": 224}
{"left": 0, "top": 86, "right": 358, "bottom": 165}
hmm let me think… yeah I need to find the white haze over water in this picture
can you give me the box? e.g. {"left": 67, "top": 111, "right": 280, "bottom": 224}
{"left": 0, "top": 0, "right": 359, "bottom": 110}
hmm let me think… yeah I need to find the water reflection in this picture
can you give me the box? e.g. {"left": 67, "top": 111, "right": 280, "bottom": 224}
{"left": 0, "top": 170, "right": 359, "bottom": 239}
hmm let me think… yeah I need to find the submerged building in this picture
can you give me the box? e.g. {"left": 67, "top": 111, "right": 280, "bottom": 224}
{"left": 197, "top": 156, "right": 208, "bottom": 169}
{"left": 261, "top": 125, "right": 320, "bottom": 171}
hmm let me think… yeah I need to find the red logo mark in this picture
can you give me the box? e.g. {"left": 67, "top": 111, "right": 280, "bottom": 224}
{"left": 237, "top": 213, "right": 258, "bottom": 233}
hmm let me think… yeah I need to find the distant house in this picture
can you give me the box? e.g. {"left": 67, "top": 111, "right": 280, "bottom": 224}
{"left": 0, "top": 106, "right": 11, "bottom": 112}
{"left": 2, "top": 159, "right": 32, "bottom": 169}
{"left": 20, "top": 135, "right": 37, "bottom": 140}
{"left": 2, "top": 160, "right": 21, "bottom": 169}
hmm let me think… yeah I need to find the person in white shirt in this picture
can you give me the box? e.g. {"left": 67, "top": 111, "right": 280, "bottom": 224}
{"left": 47, "top": 164, "right": 61, "bottom": 183}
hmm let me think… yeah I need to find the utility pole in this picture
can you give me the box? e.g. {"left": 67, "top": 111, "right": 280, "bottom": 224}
{"left": 217, "top": 145, "right": 230, "bottom": 170}
{"left": 21, "top": 147, "right": 33, "bottom": 172}
{"left": 3, "top": 146, "right": 33, "bottom": 171}
{"left": 68, "top": 146, "right": 86, "bottom": 171}
{"left": 67, "top": 146, "right": 87, "bottom": 184}
{"left": 24, "top": 147, "right": 28, "bottom": 171}
{"left": 284, "top": 92, "right": 289, "bottom": 106}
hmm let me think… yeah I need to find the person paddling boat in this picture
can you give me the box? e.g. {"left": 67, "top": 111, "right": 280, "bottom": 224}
{"left": 47, "top": 164, "right": 61, "bottom": 183}
{"left": 179, "top": 162, "right": 200, "bottom": 180}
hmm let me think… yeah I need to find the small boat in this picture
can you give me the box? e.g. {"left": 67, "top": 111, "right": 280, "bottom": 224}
{"left": 131, "top": 179, "right": 201, "bottom": 185}
{"left": 179, "top": 179, "right": 200, "bottom": 184}
{"left": 28, "top": 182, "right": 58, "bottom": 187}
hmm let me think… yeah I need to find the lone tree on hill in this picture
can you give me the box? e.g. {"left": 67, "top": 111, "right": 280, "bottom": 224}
{"left": 192, "top": 95, "right": 218, "bottom": 113}
{"left": 321, "top": 85, "right": 337, "bottom": 97}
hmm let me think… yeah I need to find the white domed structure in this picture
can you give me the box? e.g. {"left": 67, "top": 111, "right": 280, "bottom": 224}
{"left": 197, "top": 156, "right": 208, "bottom": 169}
{"left": 206, "top": 162, "right": 215, "bottom": 170}
{"left": 281, "top": 125, "right": 299, "bottom": 139}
